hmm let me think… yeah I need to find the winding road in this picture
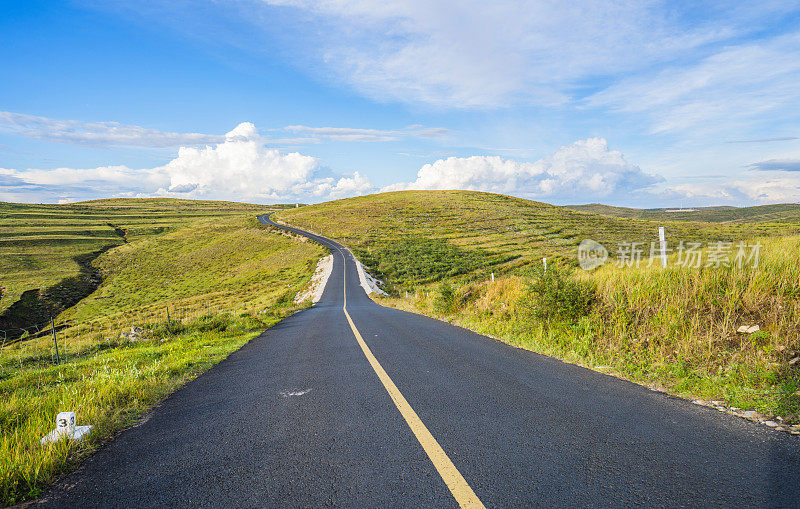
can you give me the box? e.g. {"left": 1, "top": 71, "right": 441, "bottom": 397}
{"left": 38, "top": 215, "right": 800, "bottom": 508}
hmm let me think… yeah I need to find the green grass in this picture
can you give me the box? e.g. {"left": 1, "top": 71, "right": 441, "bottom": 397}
{"left": 0, "top": 312, "right": 293, "bottom": 504}
{"left": 279, "top": 191, "right": 799, "bottom": 274}
{"left": 354, "top": 236, "right": 509, "bottom": 289}
{"left": 0, "top": 199, "right": 324, "bottom": 505}
{"left": 68, "top": 215, "right": 319, "bottom": 320}
{"left": 0, "top": 199, "right": 275, "bottom": 317}
{"left": 278, "top": 190, "right": 800, "bottom": 422}
{"left": 383, "top": 236, "right": 800, "bottom": 419}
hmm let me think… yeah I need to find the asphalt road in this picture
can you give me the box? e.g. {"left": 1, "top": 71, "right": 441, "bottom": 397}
{"left": 38, "top": 214, "right": 800, "bottom": 508}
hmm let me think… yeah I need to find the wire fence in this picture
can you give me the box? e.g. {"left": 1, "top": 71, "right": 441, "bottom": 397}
{"left": 0, "top": 298, "right": 241, "bottom": 372}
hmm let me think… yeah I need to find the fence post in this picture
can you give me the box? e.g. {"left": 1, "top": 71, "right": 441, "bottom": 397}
{"left": 0, "top": 331, "right": 6, "bottom": 372}
{"left": 51, "top": 317, "right": 60, "bottom": 364}
{"left": 658, "top": 226, "right": 667, "bottom": 268}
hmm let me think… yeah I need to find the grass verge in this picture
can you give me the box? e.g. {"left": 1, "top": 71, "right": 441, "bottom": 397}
{"left": 0, "top": 310, "right": 302, "bottom": 505}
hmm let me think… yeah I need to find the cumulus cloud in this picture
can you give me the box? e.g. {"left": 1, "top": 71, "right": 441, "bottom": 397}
{"left": 0, "top": 111, "right": 224, "bottom": 148}
{"left": 385, "top": 138, "right": 662, "bottom": 202}
{"left": 2, "top": 122, "right": 375, "bottom": 203}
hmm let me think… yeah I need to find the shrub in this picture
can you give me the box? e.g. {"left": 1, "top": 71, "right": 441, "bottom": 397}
{"left": 231, "top": 314, "right": 267, "bottom": 332}
{"left": 151, "top": 318, "right": 187, "bottom": 338}
{"left": 433, "top": 282, "right": 457, "bottom": 314}
{"left": 520, "top": 265, "right": 595, "bottom": 321}
{"left": 356, "top": 236, "right": 498, "bottom": 285}
{"left": 192, "top": 313, "right": 231, "bottom": 332}
{"left": 276, "top": 289, "right": 295, "bottom": 305}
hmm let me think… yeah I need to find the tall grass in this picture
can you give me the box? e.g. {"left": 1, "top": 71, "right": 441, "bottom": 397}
{"left": 0, "top": 312, "right": 295, "bottom": 505}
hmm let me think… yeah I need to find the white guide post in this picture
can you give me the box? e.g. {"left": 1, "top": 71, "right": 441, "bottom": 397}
{"left": 658, "top": 226, "right": 667, "bottom": 267}
{"left": 41, "top": 411, "right": 93, "bottom": 445}
{"left": 543, "top": 257, "right": 547, "bottom": 273}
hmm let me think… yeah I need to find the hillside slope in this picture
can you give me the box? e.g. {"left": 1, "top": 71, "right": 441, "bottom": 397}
{"left": 278, "top": 190, "right": 798, "bottom": 282}
{"left": 0, "top": 199, "right": 274, "bottom": 315}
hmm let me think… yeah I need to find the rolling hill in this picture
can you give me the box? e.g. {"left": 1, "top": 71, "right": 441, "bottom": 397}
{"left": 277, "top": 190, "right": 800, "bottom": 284}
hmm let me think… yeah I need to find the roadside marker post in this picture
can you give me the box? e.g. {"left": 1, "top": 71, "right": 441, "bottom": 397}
{"left": 41, "top": 411, "right": 93, "bottom": 445}
{"left": 658, "top": 227, "right": 667, "bottom": 267}
{"left": 491, "top": 272, "right": 494, "bottom": 282}
{"left": 543, "top": 257, "right": 547, "bottom": 273}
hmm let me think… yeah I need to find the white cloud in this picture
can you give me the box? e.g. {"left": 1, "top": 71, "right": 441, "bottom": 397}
{"left": 385, "top": 138, "right": 662, "bottom": 202}
{"left": 259, "top": 1, "right": 796, "bottom": 108}
{"left": 8, "top": 121, "right": 800, "bottom": 207}
{"left": 0, "top": 110, "right": 448, "bottom": 148}
{"left": 284, "top": 124, "right": 449, "bottom": 142}
{"left": 586, "top": 33, "right": 800, "bottom": 134}
{"left": 2, "top": 122, "right": 375, "bottom": 203}
{"left": 664, "top": 176, "right": 800, "bottom": 205}
{"left": 0, "top": 111, "right": 224, "bottom": 148}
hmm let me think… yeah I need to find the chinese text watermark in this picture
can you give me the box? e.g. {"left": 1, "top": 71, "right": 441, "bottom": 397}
{"left": 578, "top": 240, "right": 761, "bottom": 270}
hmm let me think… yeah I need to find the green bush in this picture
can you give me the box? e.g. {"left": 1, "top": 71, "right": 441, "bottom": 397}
{"left": 433, "top": 282, "right": 457, "bottom": 314}
{"left": 356, "top": 236, "right": 498, "bottom": 285}
{"left": 521, "top": 265, "right": 595, "bottom": 321}
{"left": 192, "top": 313, "right": 231, "bottom": 332}
{"left": 151, "top": 318, "right": 187, "bottom": 338}
{"left": 230, "top": 314, "right": 268, "bottom": 332}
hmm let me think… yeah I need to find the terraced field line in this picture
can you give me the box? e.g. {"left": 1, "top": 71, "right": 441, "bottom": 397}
{"left": 337, "top": 247, "right": 485, "bottom": 509}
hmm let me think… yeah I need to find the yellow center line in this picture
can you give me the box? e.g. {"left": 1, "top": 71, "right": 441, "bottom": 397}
{"left": 336, "top": 248, "right": 485, "bottom": 509}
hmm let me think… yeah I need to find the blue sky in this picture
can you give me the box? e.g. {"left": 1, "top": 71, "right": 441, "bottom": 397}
{"left": 2, "top": 0, "right": 800, "bottom": 206}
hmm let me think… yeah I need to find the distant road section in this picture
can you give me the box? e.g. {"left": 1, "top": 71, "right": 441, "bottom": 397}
{"left": 39, "top": 214, "right": 800, "bottom": 508}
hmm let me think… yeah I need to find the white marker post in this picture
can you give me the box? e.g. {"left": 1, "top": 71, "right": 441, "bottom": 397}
{"left": 41, "top": 411, "right": 93, "bottom": 445}
{"left": 658, "top": 227, "right": 667, "bottom": 267}
{"left": 543, "top": 257, "right": 547, "bottom": 273}
{"left": 57, "top": 411, "right": 75, "bottom": 435}
{"left": 491, "top": 272, "right": 494, "bottom": 282}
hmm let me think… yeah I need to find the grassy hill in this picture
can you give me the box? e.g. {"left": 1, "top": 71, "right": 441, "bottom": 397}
{"left": 0, "top": 199, "right": 290, "bottom": 316}
{"left": 0, "top": 199, "right": 323, "bottom": 504}
{"left": 566, "top": 202, "right": 800, "bottom": 223}
{"left": 278, "top": 190, "right": 800, "bottom": 427}
{"left": 278, "top": 191, "right": 799, "bottom": 285}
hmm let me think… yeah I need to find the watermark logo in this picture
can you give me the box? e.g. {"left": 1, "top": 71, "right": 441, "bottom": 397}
{"left": 578, "top": 239, "right": 608, "bottom": 270}
{"left": 577, "top": 239, "right": 761, "bottom": 270}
